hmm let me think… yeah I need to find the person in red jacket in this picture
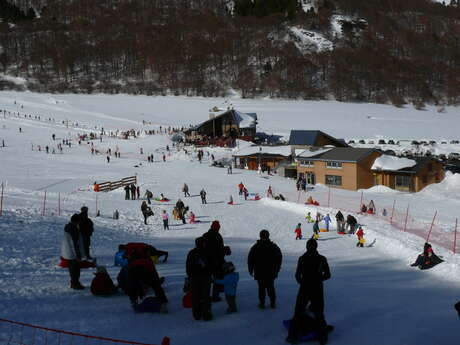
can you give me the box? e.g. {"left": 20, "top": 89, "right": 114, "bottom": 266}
{"left": 91, "top": 266, "right": 117, "bottom": 296}
{"left": 294, "top": 223, "right": 302, "bottom": 240}
{"left": 238, "top": 182, "right": 244, "bottom": 195}
{"left": 356, "top": 226, "right": 365, "bottom": 247}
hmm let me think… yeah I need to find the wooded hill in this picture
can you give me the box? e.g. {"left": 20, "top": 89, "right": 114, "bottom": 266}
{"left": 1, "top": 0, "right": 460, "bottom": 107}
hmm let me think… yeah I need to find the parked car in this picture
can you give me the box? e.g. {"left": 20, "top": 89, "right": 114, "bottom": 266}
{"left": 387, "top": 139, "right": 395, "bottom": 145}
{"left": 437, "top": 154, "right": 447, "bottom": 161}
{"left": 429, "top": 140, "right": 437, "bottom": 145}
{"left": 440, "top": 140, "right": 448, "bottom": 145}
{"left": 411, "top": 140, "right": 420, "bottom": 145}
{"left": 450, "top": 140, "right": 460, "bottom": 144}
{"left": 448, "top": 152, "right": 460, "bottom": 159}
{"left": 368, "top": 140, "right": 375, "bottom": 144}
{"left": 358, "top": 139, "right": 366, "bottom": 144}
{"left": 424, "top": 150, "right": 432, "bottom": 157}
{"left": 384, "top": 150, "right": 396, "bottom": 156}
{"left": 348, "top": 139, "right": 355, "bottom": 144}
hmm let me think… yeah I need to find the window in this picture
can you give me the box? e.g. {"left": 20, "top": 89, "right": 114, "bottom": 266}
{"left": 300, "top": 159, "right": 314, "bottom": 167}
{"left": 395, "top": 175, "right": 411, "bottom": 187}
{"left": 326, "top": 161, "right": 342, "bottom": 169}
{"left": 325, "top": 175, "right": 342, "bottom": 186}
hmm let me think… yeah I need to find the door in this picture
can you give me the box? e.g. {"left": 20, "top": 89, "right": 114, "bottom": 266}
{"left": 306, "top": 172, "right": 316, "bottom": 185}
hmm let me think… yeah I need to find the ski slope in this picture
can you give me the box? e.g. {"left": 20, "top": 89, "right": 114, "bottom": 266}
{"left": 0, "top": 92, "right": 459, "bottom": 345}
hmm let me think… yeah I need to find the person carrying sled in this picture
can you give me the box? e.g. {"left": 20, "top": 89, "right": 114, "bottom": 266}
{"left": 186, "top": 237, "right": 213, "bottom": 321}
{"left": 356, "top": 226, "right": 365, "bottom": 247}
{"left": 141, "top": 201, "right": 153, "bottom": 225}
{"left": 286, "top": 239, "right": 331, "bottom": 345}
{"left": 295, "top": 223, "right": 303, "bottom": 240}
{"left": 410, "top": 243, "right": 443, "bottom": 270}
{"left": 61, "top": 214, "right": 85, "bottom": 290}
{"left": 214, "top": 262, "right": 239, "bottom": 314}
{"left": 248, "top": 230, "right": 282, "bottom": 309}
{"left": 79, "top": 206, "right": 94, "bottom": 260}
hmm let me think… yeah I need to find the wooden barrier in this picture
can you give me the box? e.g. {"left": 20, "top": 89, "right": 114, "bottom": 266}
{"left": 96, "top": 176, "right": 137, "bottom": 192}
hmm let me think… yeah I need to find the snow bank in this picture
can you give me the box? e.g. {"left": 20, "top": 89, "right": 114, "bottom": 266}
{"left": 362, "top": 185, "right": 400, "bottom": 194}
{"left": 418, "top": 172, "right": 460, "bottom": 200}
{"left": 233, "top": 145, "right": 291, "bottom": 157}
{"left": 0, "top": 74, "right": 27, "bottom": 86}
{"left": 371, "top": 154, "right": 416, "bottom": 171}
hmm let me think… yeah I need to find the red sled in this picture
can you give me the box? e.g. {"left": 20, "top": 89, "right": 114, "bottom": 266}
{"left": 337, "top": 232, "right": 346, "bottom": 235}
{"left": 182, "top": 291, "right": 192, "bottom": 308}
{"left": 227, "top": 202, "right": 233, "bottom": 205}
{"left": 59, "top": 257, "right": 96, "bottom": 268}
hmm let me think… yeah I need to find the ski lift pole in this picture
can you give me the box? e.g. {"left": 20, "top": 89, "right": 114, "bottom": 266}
{"left": 403, "top": 204, "right": 410, "bottom": 232}
{"left": 390, "top": 199, "right": 396, "bottom": 224}
{"left": 453, "top": 218, "right": 458, "bottom": 255}
{"left": 426, "top": 210, "right": 437, "bottom": 242}
{"left": 0, "top": 182, "right": 4, "bottom": 216}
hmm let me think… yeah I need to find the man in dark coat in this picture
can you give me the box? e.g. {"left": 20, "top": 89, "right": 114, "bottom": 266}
{"left": 186, "top": 237, "right": 213, "bottom": 321}
{"left": 130, "top": 184, "right": 136, "bottom": 200}
{"left": 203, "top": 220, "right": 226, "bottom": 302}
{"left": 287, "top": 239, "right": 331, "bottom": 345}
{"left": 248, "top": 229, "right": 282, "bottom": 309}
{"left": 346, "top": 214, "right": 357, "bottom": 234}
{"left": 79, "top": 206, "right": 94, "bottom": 260}
{"left": 124, "top": 185, "right": 130, "bottom": 200}
{"left": 200, "top": 188, "right": 207, "bottom": 204}
{"left": 176, "top": 199, "right": 186, "bottom": 224}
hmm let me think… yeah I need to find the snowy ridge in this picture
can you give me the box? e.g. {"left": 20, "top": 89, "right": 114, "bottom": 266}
{"left": 288, "top": 27, "right": 333, "bottom": 53}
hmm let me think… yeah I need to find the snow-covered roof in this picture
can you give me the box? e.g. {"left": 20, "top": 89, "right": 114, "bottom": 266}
{"left": 233, "top": 145, "right": 291, "bottom": 157}
{"left": 296, "top": 147, "right": 332, "bottom": 158}
{"left": 371, "top": 154, "right": 417, "bottom": 171}
{"left": 233, "top": 110, "right": 257, "bottom": 129}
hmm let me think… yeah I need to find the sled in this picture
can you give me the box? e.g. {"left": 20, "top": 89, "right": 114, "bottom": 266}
{"left": 366, "top": 239, "right": 376, "bottom": 247}
{"left": 182, "top": 291, "right": 192, "bottom": 308}
{"left": 154, "top": 198, "right": 170, "bottom": 202}
{"left": 283, "top": 320, "right": 334, "bottom": 342}
{"left": 319, "top": 228, "right": 328, "bottom": 232}
{"left": 59, "top": 257, "right": 96, "bottom": 269}
{"left": 312, "top": 233, "right": 320, "bottom": 240}
{"left": 337, "top": 232, "right": 345, "bottom": 235}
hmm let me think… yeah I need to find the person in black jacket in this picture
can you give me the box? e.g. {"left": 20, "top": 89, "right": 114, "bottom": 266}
{"left": 286, "top": 239, "right": 331, "bottom": 345}
{"left": 248, "top": 229, "right": 282, "bottom": 309}
{"left": 203, "top": 220, "right": 226, "bottom": 302}
{"left": 124, "top": 185, "right": 130, "bottom": 200}
{"left": 79, "top": 206, "right": 94, "bottom": 259}
{"left": 186, "top": 237, "right": 213, "bottom": 321}
{"left": 346, "top": 214, "right": 357, "bottom": 234}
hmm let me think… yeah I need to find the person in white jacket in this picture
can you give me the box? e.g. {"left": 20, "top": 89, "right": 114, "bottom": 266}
{"left": 61, "top": 214, "right": 85, "bottom": 290}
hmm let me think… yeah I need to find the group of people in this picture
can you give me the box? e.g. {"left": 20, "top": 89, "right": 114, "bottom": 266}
{"left": 124, "top": 184, "right": 140, "bottom": 200}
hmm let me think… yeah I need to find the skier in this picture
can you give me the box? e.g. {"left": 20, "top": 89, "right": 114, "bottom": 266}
{"left": 294, "top": 223, "right": 302, "bottom": 240}
{"left": 248, "top": 230, "right": 282, "bottom": 309}
{"left": 200, "top": 188, "right": 207, "bottom": 204}
{"left": 286, "top": 239, "right": 331, "bottom": 345}
{"left": 323, "top": 214, "right": 331, "bottom": 232}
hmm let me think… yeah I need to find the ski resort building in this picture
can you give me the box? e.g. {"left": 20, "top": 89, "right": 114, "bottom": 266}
{"left": 232, "top": 145, "right": 291, "bottom": 171}
{"left": 371, "top": 155, "right": 444, "bottom": 192}
{"left": 296, "top": 147, "right": 381, "bottom": 190}
{"left": 184, "top": 109, "right": 257, "bottom": 147}
{"left": 288, "top": 130, "right": 348, "bottom": 155}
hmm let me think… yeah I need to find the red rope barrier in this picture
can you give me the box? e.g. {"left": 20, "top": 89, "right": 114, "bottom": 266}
{"left": 0, "top": 319, "right": 163, "bottom": 345}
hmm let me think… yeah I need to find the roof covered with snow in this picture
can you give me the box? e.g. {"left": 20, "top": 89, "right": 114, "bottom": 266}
{"left": 296, "top": 147, "right": 332, "bottom": 158}
{"left": 371, "top": 154, "right": 417, "bottom": 171}
{"left": 233, "top": 145, "right": 291, "bottom": 157}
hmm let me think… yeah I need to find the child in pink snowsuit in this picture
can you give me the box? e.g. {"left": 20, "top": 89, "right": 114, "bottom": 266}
{"left": 294, "top": 223, "right": 302, "bottom": 240}
{"left": 189, "top": 211, "right": 196, "bottom": 224}
{"left": 161, "top": 210, "right": 169, "bottom": 230}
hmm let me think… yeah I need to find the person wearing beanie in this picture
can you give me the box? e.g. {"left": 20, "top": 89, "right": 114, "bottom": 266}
{"left": 79, "top": 206, "right": 94, "bottom": 260}
{"left": 286, "top": 239, "right": 331, "bottom": 345}
{"left": 248, "top": 230, "right": 282, "bottom": 309}
{"left": 203, "top": 220, "right": 226, "bottom": 302}
{"left": 90, "top": 266, "right": 117, "bottom": 296}
{"left": 61, "top": 213, "right": 85, "bottom": 290}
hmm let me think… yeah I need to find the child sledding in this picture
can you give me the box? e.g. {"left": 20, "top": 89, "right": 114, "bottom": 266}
{"left": 410, "top": 243, "right": 443, "bottom": 270}
{"left": 305, "top": 196, "right": 319, "bottom": 206}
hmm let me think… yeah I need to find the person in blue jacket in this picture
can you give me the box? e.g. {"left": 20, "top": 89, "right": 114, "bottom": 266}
{"left": 114, "top": 244, "right": 128, "bottom": 266}
{"left": 214, "top": 262, "right": 239, "bottom": 314}
{"left": 323, "top": 214, "right": 331, "bottom": 231}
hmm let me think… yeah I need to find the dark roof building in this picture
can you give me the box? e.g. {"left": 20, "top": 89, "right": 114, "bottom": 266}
{"left": 288, "top": 130, "right": 348, "bottom": 148}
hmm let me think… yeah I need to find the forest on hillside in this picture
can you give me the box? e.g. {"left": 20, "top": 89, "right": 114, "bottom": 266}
{"left": 1, "top": 0, "right": 460, "bottom": 107}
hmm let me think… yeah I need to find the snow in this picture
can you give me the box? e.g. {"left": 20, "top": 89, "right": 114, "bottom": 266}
{"left": 0, "top": 91, "right": 460, "bottom": 345}
{"left": 296, "top": 147, "right": 332, "bottom": 158}
{"left": 371, "top": 154, "right": 417, "bottom": 171}
{"left": 233, "top": 145, "right": 291, "bottom": 157}
{"left": 0, "top": 74, "right": 27, "bottom": 86}
{"left": 288, "top": 27, "right": 333, "bottom": 53}
{"left": 233, "top": 110, "right": 256, "bottom": 129}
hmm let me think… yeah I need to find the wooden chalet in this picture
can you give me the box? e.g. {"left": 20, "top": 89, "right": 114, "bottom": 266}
{"left": 184, "top": 109, "right": 257, "bottom": 147}
{"left": 233, "top": 146, "right": 291, "bottom": 171}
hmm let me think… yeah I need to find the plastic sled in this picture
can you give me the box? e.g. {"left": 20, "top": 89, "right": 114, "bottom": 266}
{"left": 59, "top": 257, "right": 96, "bottom": 269}
{"left": 319, "top": 228, "right": 328, "bottom": 232}
{"left": 182, "top": 291, "right": 192, "bottom": 308}
{"left": 134, "top": 296, "right": 162, "bottom": 313}
{"left": 154, "top": 198, "right": 170, "bottom": 202}
{"left": 337, "top": 232, "right": 345, "bottom": 235}
{"left": 283, "top": 320, "right": 334, "bottom": 342}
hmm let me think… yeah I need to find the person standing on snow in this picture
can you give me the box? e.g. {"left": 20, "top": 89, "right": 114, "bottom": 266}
{"left": 124, "top": 185, "right": 130, "bottom": 200}
{"left": 238, "top": 182, "right": 244, "bottom": 195}
{"left": 200, "top": 188, "right": 207, "bottom": 204}
{"left": 312, "top": 219, "right": 320, "bottom": 240}
{"left": 130, "top": 184, "right": 136, "bottom": 200}
{"left": 161, "top": 210, "right": 169, "bottom": 230}
{"left": 248, "top": 230, "right": 282, "bottom": 309}
{"left": 79, "top": 206, "right": 94, "bottom": 260}
{"left": 183, "top": 183, "right": 190, "bottom": 197}
{"left": 286, "top": 239, "right": 331, "bottom": 345}
{"left": 323, "top": 214, "right": 331, "bottom": 232}
{"left": 294, "top": 223, "right": 302, "bottom": 240}
{"left": 335, "top": 211, "right": 344, "bottom": 233}
{"left": 61, "top": 214, "right": 85, "bottom": 290}
{"left": 203, "top": 220, "right": 226, "bottom": 302}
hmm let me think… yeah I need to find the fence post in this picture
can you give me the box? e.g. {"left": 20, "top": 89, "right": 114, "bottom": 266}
{"left": 58, "top": 193, "right": 61, "bottom": 216}
{"left": 390, "top": 199, "right": 396, "bottom": 224}
{"left": 403, "top": 204, "right": 410, "bottom": 232}
{"left": 453, "top": 218, "right": 458, "bottom": 254}
{"left": 0, "top": 182, "right": 4, "bottom": 216}
{"left": 426, "top": 210, "right": 437, "bottom": 242}
{"left": 359, "top": 190, "right": 363, "bottom": 211}
{"left": 95, "top": 195, "right": 98, "bottom": 216}
{"left": 42, "top": 191, "right": 47, "bottom": 216}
